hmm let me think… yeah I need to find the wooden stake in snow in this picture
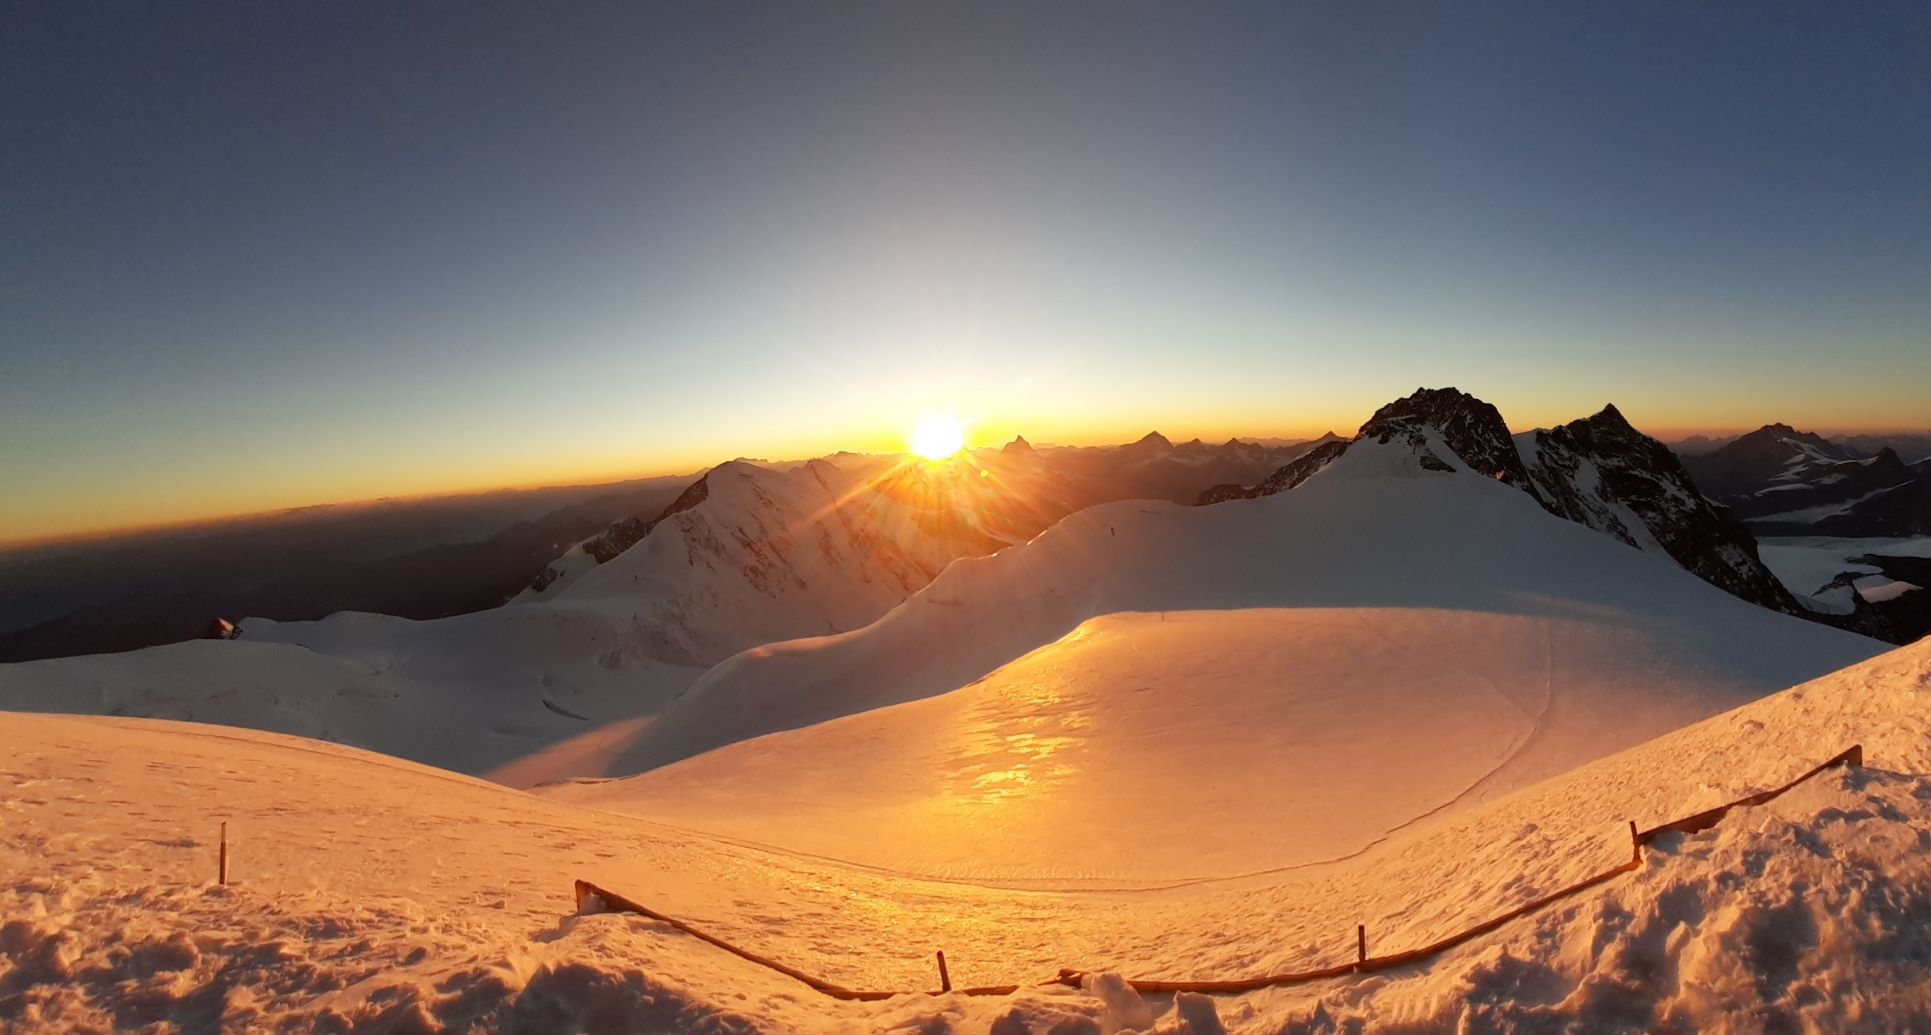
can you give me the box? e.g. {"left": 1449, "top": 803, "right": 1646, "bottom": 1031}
{"left": 936, "top": 950, "right": 951, "bottom": 993}
{"left": 1628, "top": 819, "right": 1640, "bottom": 866}
{"left": 1356, "top": 924, "right": 1366, "bottom": 964}
{"left": 219, "top": 822, "right": 229, "bottom": 885}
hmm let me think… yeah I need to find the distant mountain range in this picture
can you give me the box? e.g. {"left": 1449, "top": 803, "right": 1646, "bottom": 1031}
{"left": 1664, "top": 422, "right": 1931, "bottom": 643}
{"left": 1668, "top": 430, "right": 1931, "bottom": 463}
{"left": 1677, "top": 424, "right": 1931, "bottom": 538}
{"left": 3, "top": 385, "right": 1911, "bottom": 787}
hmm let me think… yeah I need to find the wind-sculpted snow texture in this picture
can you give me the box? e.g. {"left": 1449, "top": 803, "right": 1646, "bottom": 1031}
{"left": 8, "top": 640, "right": 1931, "bottom": 1032}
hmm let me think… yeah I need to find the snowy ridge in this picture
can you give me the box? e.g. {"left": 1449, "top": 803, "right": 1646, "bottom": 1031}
{"left": 570, "top": 435, "right": 1875, "bottom": 788}
{"left": 1203, "top": 389, "right": 1805, "bottom": 617}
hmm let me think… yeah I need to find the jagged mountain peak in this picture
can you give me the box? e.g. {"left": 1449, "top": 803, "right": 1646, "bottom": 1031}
{"left": 1128, "top": 431, "right": 1174, "bottom": 452}
{"left": 1518, "top": 411, "right": 1801, "bottom": 616}
{"left": 1590, "top": 402, "right": 1630, "bottom": 426}
{"left": 1001, "top": 435, "right": 1035, "bottom": 456}
{"left": 1357, "top": 386, "right": 1531, "bottom": 485}
{"left": 1198, "top": 388, "right": 1816, "bottom": 629}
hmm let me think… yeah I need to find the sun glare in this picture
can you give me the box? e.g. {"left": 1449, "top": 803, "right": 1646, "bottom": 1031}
{"left": 910, "top": 414, "right": 966, "bottom": 461}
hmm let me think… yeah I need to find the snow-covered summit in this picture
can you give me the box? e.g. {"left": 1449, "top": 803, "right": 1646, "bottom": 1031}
{"left": 1202, "top": 388, "right": 1811, "bottom": 620}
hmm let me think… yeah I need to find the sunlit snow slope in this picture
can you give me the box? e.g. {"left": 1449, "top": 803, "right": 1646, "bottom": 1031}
{"left": 8, "top": 640, "right": 1931, "bottom": 1032}
{"left": 555, "top": 607, "right": 1818, "bottom": 883}
{"left": 577, "top": 439, "right": 1878, "bottom": 792}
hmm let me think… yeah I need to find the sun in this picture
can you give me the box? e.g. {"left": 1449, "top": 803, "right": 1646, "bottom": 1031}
{"left": 910, "top": 414, "right": 966, "bottom": 461}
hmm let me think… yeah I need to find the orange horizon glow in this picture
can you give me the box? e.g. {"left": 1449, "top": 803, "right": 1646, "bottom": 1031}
{"left": 7, "top": 405, "right": 1929, "bottom": 551}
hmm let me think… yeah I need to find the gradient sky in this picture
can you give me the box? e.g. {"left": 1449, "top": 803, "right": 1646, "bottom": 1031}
{"left": 4, "top": 2, "right": 1929, "bottom": 544}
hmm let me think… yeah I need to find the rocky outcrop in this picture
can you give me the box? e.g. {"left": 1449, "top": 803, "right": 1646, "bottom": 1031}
{"left": 1199, "top": 439, "right": 1349, "bottom": 504}
{"left": 1357, "top": 387, "right": 1533, "bottom": 487}
{"left": 584, "top": 474, "right": 712, "bottom": 564}
{"left": 1519, "top": 405, "right": 1801, "bottom": 615}
{"left": 1200, "top": 388, "right": 1816, "bottom": 626}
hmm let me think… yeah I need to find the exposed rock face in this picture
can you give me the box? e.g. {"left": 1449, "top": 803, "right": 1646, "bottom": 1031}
{"left": 1199, "top": 440, "right": 1350, "bottom": 504}
{"left": 1357, "top": 387, "right": 1534, "bottom": 487}
{"left": 584, "top": 475, "right": 712, "bottom": 564}
{"left": 1518, "top": 406, "right": 1801, "bottom": 615}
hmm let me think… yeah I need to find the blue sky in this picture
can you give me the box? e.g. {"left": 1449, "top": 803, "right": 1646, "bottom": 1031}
{"left": 3, "top": 2, "right": 1928, "bottom": 541}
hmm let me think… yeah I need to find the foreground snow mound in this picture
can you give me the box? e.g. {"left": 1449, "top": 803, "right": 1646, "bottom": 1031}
{"left": 555, "top": 608, "right": 1797, "bottom": 883}
{"left": 602, "top": 439, "right": 1877, "bottom": 776}
{"left": 9, "top": 640, "right": 1931, "bottom": 1032}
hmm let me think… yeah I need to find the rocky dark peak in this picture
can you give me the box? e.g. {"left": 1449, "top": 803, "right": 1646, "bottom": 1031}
{"left": 1520, "top": 410, "right": 1802, "bottom": 616}
{"left": 1678, "top": 420, "right": 1914, "bottom": 521}
{"left": 1357, "top": 387, "right": 1532, "bottom": 486}
{"left": 1589, "top": 403, "right": 1631, "bottom": 429}
{"left": 1002, "top": 435, "right": 1036, "bottom": 456}
{"left": 1128, "top": 431, "right": 1174, "bottom": 452}
{"left": 1729, "top": 423, "right": 1844, "bottom": 455}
